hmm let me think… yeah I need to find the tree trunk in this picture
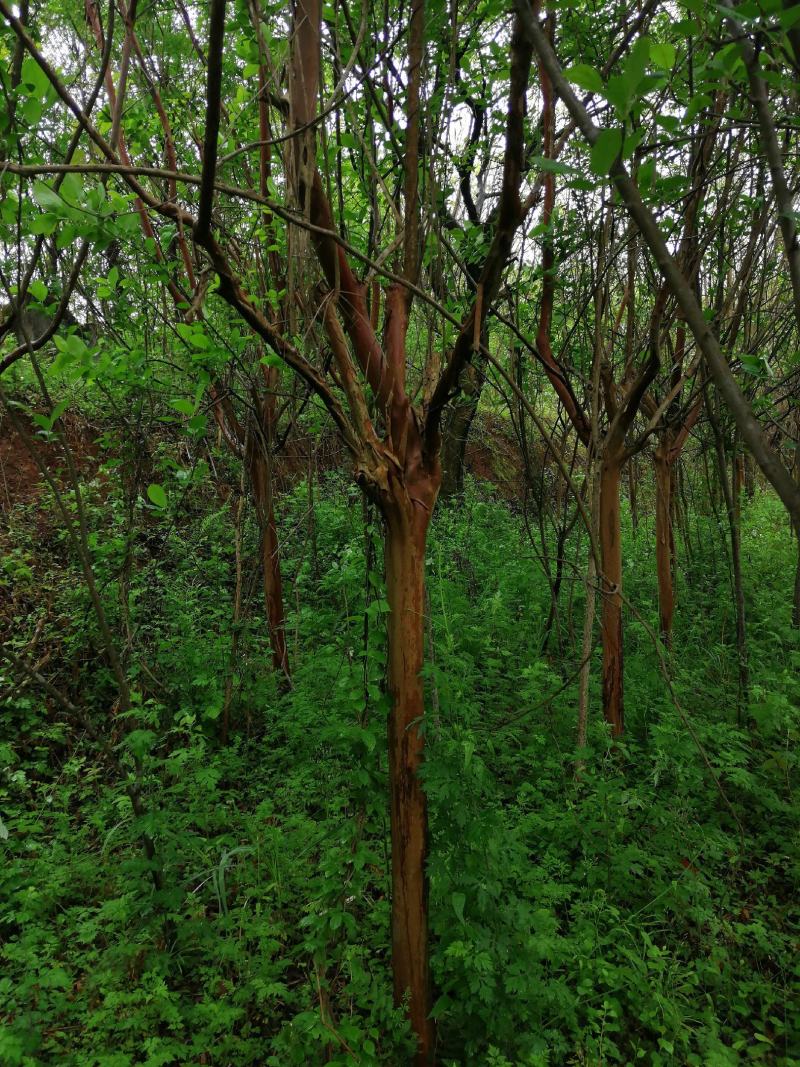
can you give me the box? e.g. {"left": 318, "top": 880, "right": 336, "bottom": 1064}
{"left": 628, "top": 455, "right": 639, "bottom": 535}
{"left": 599, "top": 453, "right": 624, "bottom": 736}
{"left": 248, "top": 429, "right": 290, "bottom": 683}
{"left": 654, "top": 444, "right": 675, "bottom": 647}
{"left": 439, "top": 354, "right": 482, "bottom": 499}
{"left": 577, "top": 464, "right": 600, "bottom": 757}
{"left": 222, "top": 483, "right": 246, "bottom": 744}
{"left": 382, "top": 495, "right": 435, "bottom": 1065}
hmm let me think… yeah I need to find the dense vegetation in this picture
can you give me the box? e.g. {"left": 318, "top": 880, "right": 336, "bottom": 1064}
{"left": 1, "top": 0, "right": 799, "bottom": 1063}
{"left": 3, "top": 462, "right": 799, "bottom": 1065}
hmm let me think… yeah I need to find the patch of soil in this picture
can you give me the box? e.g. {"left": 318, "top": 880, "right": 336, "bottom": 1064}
{"left": 0, "top": 410, "right": 101, "bottom": 512}
{"left": 0, "top": 405, "right": 534, "bottom": 514}
{"left": 464, "top": 411, "right": 528, "bottom": 499}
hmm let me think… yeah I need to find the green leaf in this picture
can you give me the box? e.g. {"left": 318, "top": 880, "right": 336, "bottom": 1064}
{"left": 52, "top": 333, "right": 90, "bottom": 372}
{"left": 147, "top": 483, "right": 168, "bottom": 508}
{"left": 604, "top": 74, "right": 632, "bottom": 115}
{"left": 30, "top": 213, "right": 58, "bottom": 236}
{"left": 452, "top": 892, "right": 466, "bottom": 924}
{"left": 650, "top": 41, "right": 676, "bottom": 69}
{"left": 603, "top": 36, "right": 653, "bottom": 116}
{"left": 655, "top": 114, "right": 680, "bottom": 133}
{"left": 50, "top": 399, "right": 69, "bottom": 425}
{"left": 124, "top": 729, "right": 156, "bottom": 757}
{"left": 60, "top": 172, "right": 83, "bottom": 206}
{"left": 21, "top": 97, "right": 42, "bottom": 126}
{"left": 590, "top": 128, "right": 623, "bottom": 176}
{"left": 740, "top": 354, "right": 766, "bottom": 377}
{"left": 20, "top": 56, "right": 49, "bottom": 98}
{"left": 32, "top": 180, "right": 63, "bottom": 213}
{"left": 28, "top": 279, "right": 49, "bottom": 303}
{"left": 530, "top": 156, "right": 573, "bottom": 175}
{"left": 622, "top": 128, "right": 645, "bottom": 161}
{"left": 187, "top": 414, "right": 208, "bottom": 434}
{"left": 780, "top": 4, "right": 800, "bottom": 27}
{"left": 564, "top": 63, "right": 604, "bottom": 93}
{"left": 684, "top": 92, "right": 713, "bottom": 124}
{"left": 171, "top": 399, "right": 195, "bottom": 416}
{"left": 623, "top": 35, "right": 651, "bottom": 86}
{"left": 638, "top": 156, "right": 656, "bottom": 190}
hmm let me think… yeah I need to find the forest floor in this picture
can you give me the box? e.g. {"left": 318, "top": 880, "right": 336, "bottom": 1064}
{"left": 1, "top": 423, "right": 798, "bottom": 1066}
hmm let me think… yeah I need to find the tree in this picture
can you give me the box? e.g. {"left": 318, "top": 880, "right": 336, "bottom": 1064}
{"left": 0, "top": 0, "right": 538, "bottom": 1056}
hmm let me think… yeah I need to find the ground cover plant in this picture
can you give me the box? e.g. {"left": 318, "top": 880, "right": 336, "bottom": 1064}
{"left": 1, "top": 0, "right": 800, "bottom": 1062}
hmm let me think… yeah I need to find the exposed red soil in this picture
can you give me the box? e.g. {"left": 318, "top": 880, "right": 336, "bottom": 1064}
{"left": 0, "top": 408, "right": 527, "bottom": 513}
{"left": 0, "top": 410, "right": 102, "bottom": 513}
{"left": 464, "top": 411, "right": 526, "bottom": 499}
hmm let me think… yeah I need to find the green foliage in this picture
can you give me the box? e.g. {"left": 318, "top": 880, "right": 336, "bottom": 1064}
{"left": 1, "top": 470, "right": 798, "bottom": 1064}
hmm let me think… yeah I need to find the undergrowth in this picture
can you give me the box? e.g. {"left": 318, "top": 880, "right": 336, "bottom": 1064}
{"left": 1, "top": 465, "right": 798, "bottom": 1065}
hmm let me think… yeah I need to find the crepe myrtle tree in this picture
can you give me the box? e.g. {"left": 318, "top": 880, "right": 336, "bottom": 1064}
{"left": 0, "top": 0, "right": 537, "bottom": 1058}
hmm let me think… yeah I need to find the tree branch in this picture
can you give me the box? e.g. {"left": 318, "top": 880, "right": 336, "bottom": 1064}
{"left": 196, "top": 0, "right": 227, "bottom": 240}
{"left": 516, "top": 0, "right": 800, "bottom": 524}
{"left": 424, "top": 13, "right": 533, "bottom": 452}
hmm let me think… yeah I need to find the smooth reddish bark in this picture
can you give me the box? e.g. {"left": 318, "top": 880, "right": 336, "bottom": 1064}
{"left": 382, "top": 483, "right": 437, "bottom": 1065}
{"left": 248, "top": 431, "right": 290, "bottom": 682}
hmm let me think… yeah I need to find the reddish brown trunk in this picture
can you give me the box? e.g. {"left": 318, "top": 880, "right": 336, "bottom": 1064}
{"left": 382, "top": 492, "right": 435, "bottom": 1066}
{"left": 248, "top": 415, "right": 290, "bottom": 682}
{"left": 654, "top": 445, "right": 675, "bottom": 647}
{"left": 600, "top": 454, "right": 623, "bottom": 736}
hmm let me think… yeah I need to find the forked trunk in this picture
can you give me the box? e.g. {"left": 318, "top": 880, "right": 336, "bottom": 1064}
{"left": 600, "top": 454, "right": 624, "bottom": 736}
{"left": 654, "top": 447, "right": 675, "bottom": 646}
{"left": 382, "top": 494, "right": 435, "bottom": 1065}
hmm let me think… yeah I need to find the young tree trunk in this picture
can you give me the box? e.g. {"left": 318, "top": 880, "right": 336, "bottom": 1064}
{"left": 628, "top": 455, "right": 639, "bottom": 535}
{"left": 577, "top": 464, "right": 600, "bottom": 758}
{"left": 382, "top": 491, "right": 435, "bottom": 1066}
{"left": 222, "top": 482, "right": 246, "bottom": 744}
{"left": 654, "top": 444, "right": 675, "bottom": 646}
{"left": 439, "top": 350, "right": 483, "bottom": 499}
{"left": 599, "top": 452, "right": 624, "bottom": 737}
{"left": 248, "top": 419, "right": 290, "bottom": 683}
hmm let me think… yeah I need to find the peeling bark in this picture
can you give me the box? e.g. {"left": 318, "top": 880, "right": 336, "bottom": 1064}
{"left": 383, "top": 496, "right": 435, "bottom": 1064}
